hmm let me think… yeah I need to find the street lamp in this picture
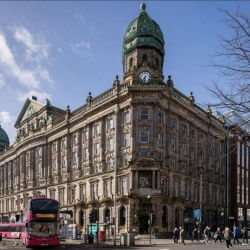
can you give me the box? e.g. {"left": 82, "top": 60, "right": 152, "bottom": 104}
{"left": 199, "top": 171, "right": 203, "bottom": 239}
{"left": 226, "top": 126, "right": 234, "bottom": 228}
{"left": 147, "top": 195, "right": 152, "bottom": 244}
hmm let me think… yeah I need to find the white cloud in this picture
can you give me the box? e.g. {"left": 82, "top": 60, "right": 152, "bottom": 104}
{"left": 0, "top": 32, "right": 39, "bottom": 88}
{"left": 74, "top": 13, "right": 86, "bottom": 24}
{"left": 0, "top": 111, "right": 16, "bottom": 124}
{"left": 12, "top": 26, "right": 49, "bottom": 63}
{"left": 17, "top": 90, "right": 52, "bottom": 103}
{"left": 0, "top": 73, "right": 6, "bottom": 89}
{"left": 71, "top": 41, "right": 91, "bottom": 57}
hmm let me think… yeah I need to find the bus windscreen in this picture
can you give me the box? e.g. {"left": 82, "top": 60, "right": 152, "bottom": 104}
{"left": 30, "top": 200, "right": 59, "bottom": 212}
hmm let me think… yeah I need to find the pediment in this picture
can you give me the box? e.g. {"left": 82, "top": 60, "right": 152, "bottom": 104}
{"left": 14, "top": 97, "right": 45, "bottom": 128}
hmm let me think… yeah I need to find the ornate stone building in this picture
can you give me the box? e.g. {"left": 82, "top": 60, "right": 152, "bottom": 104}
{"left": 0, "top": 4, "right": 227, "bottom": 236}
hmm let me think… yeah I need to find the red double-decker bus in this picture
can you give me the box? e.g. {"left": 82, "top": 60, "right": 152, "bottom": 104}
{"left": 21, "top": 198, "right": 60, "bottom": 248}
{"left": 0, "top": 223, "right": 25, "bottom": 239}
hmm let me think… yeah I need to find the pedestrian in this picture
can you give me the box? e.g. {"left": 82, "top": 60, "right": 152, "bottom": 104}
{"left": 233, "top": 225, "right": 240, "bottom": 245}
{"left": 242, "top": 226, "right": 249, "bottom": 245}
{"left": 215, "top": 227, "right": 222, "bottom": 243}
{"left": 203, "top": 226, "right": 209, "bottom": 244}
{"left": 208, "top": 226, "right": 211, "bottom": 242}
{"left": 173, "top": 227, "right": 179, "bottom": 244}
{"left": 191, "top": 227, "right": 199, "bottom": 242}
{"left": 224, "top": 227, "right": 233, "bottom": 249}
{"left": 179, "top": 228, "right": 186, "bottom": 245}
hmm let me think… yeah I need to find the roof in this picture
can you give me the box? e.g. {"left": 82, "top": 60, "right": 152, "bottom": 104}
{"left": 123, "top": 3, "right": 165, "bottom": 57}
{"left": 0, "top": 124, "right": 10, "bottom": 148}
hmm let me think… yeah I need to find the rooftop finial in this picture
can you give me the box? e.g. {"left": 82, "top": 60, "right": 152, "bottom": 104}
{"left": 140, "top": 3, "right": 146, "bottom": 12}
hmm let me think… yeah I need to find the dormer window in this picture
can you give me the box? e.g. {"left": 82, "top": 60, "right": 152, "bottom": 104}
{"left": 143, "top": 54, "right": 148, "bottom": 62}
{"left": 129, "top": 57, "right": 134, "bottom": 68}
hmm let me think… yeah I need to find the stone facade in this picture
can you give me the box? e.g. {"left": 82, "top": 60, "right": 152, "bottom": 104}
{"left": 0, "top": 4, "right": 227, "bottom": 237}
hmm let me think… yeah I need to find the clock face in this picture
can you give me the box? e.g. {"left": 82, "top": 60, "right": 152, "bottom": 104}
{"left": 139, "top": 71, "right": 151, "bottom": 84}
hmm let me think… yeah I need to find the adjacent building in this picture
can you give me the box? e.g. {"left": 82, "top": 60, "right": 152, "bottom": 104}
{"left": 0, "top": 4, "right": 227, "bottom": 237}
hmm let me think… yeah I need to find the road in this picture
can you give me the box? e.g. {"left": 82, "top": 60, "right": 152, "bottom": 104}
{"left": 0, "top": 239, "right": 248, "bottom": 250}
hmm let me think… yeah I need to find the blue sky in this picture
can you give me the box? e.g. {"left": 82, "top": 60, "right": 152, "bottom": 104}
{"left": 0, "top": 1, "right": 249, "bottom": 144}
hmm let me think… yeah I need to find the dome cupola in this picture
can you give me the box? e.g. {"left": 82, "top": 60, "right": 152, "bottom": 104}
{"left": 123, "top": 3, "right": 165, "bottom": 74}
{"left": 0, "top": 123, "right": 10, "bottom": 151}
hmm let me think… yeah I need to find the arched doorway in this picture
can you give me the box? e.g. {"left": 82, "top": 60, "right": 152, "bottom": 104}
{"left": 175, "top": 208, "right": 181, "bottom": 228}
{"left": 135, "top": 210, "right": 149, "bottom": 234}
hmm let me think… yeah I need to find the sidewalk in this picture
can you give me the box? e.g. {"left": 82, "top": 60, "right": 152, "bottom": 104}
{"left": 62, "top": 237, "right": 206, "bottom": 247}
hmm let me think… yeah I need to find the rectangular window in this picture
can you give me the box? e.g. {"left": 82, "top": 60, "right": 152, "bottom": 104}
{"left": 158, "top": 133, "right": 163, "bottom": 146}
{"left": 69, "top": 189, "right": 75, "bottom": 204}
{"left": 83, "top": 130, "right": 88, "bottom": 141}
{"left": 63, "top": 156, "right": 66, "bottom": 166}
{"left": 191, "top": 148, "right": 195, "bottom": 160}
{"left": 183, "top": 144, "right": 187, "bottom": 155}
{"left": 140, "top": 130, "right": 149, "bottom": 143}
{"left": 92, "top": 183, "right": 97, "bottom": 199}
{"left": 174, "top": 181, "right": 179, "bottom": 197}
{"left": 171, "top": 138, "right": 176, "bottom": 151}
{"left": 61, "top": 139, "right": 66, "bottom": 149}
{"left": 161, "top": 178, "right": 166, "bottom": 195}
{"left": 94, "top": 125, "right": 100, "bottom": 135}
{"left": 59, "top": 189, "right": 64, "bottom": 205}
{"left": 122, "top": 178, "right": 127, "bottom": 195}
{"left": 242, "top": 145, "right": 245, "bottom": 167}
{"left": 200, "top": 151, "right": 204, "bottom": 162}
{"left": 108, "top": 138, "right": 114, "bottom": 151}
{"left": 158, "top": 112, "right": 163, "bottom": 123}
{"left": 140, "top": 109, "right": 149, "bottom": 120}
{"left": 247, "top": 171, "right": 249, "bottom": 205}
{"left": 237, "top": 167, "right": 241, "bottom": 203}
{"left": 172, "top": 118, "right": 177, "bottom": 129}
{"left": 237, "top": 142, "right": 241, "bottom": 165}
{"left": 124, "top": 133, "right": 130, "bottom": 146}
{"left": 247, "top": 147, "right": 249, "bottom": 169}
{"left": 81, "top": 186, "right": 85, "bottom": 201}
{"left": 124, "top": 112, "right": 130, "bottom": 124}
{"left": 182, "top": 124, "right": 188, "bottom": 135}
{"left": 242, "top": 170, "right": 245, "bottom": 204}
{"left": 83, "top": 148, "right": 88, "bottom": 160}
{"left": 124, "top": 153, "right": 129, "bottom": 166}
{"left": 191, "top": 130, "right": 196, "bottom": 139}
{"left": 172, "top": 157, "right": 176, "bottom": 169}
{"left": 94, "top": 143, "right": 100, "bottom": 155}
{"left": 107, "top": 119, "right": 114, "bottom": 129}
{"left": 107, "top": 158, "right": 113, "bottom": 169}
{"left": 105, "top": 181, "right": 110, "bottom": 198}
{"left": 72, "top": 152, "right": 77, "bottom": 163}
{"left": 185, "top": 183, "right": 190, "bottom": 200}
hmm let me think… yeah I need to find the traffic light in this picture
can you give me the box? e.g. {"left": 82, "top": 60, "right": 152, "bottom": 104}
{"left": 89, "top": 211, "right": 94, "bottom": 223}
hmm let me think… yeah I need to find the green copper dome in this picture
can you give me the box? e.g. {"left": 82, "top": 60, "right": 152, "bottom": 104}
{"left": 123, "top": 3, "right": 165, "bottom": 57}
{"left": 0, "top": 124, "right": 10, "bottom": 149}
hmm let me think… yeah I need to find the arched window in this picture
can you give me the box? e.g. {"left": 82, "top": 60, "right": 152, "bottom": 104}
{"left": 119, "top": 206, "right": 126, "bottom": 226}
{"left": 129, "top": 57, "right": 134, "bottom": 68}
{"left": 80, "top": 210, "right": 84, "bottom": 226}
{"left": 105, "top": 208, "right": 110, "bottom": 223}
{"left": 143, "top": 54, "right": 148, "bottom": 62}
{"left": 155, "top": 58, "right": 159, "bottom": 69}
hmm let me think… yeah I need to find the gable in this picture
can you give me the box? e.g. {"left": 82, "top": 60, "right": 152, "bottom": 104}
{"left": 14, "top": 98, "right": 44, "bottom": 128}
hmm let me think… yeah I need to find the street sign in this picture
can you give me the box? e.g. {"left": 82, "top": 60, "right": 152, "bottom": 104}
{"left": 229, "top": 217, "right": 234, "bottom": 219}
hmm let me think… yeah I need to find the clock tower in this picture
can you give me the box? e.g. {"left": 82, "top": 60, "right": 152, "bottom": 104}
{"left": 123, "top": 3, "right": 165, "bottom": 85}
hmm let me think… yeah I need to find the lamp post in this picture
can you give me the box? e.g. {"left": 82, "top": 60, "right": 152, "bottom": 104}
{"left": 226, "top": 126, "right": 234, "bottom": 228}
{"left": 147, "top": 195, "right": 152, "bottom": 245}
{"left": 113, "top": 105, "right": 119, "bottom": 246}
{"left": 199, "top": 172, "right": 203, "bottom": 239}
